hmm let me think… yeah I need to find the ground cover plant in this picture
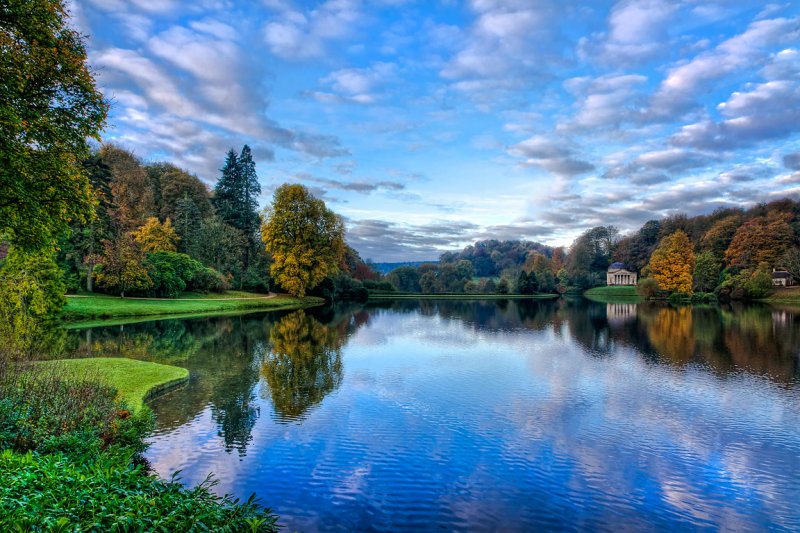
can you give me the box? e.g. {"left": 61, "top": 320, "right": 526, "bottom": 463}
{"left": 0, "top": 357, "right": 279, "bottom": 531}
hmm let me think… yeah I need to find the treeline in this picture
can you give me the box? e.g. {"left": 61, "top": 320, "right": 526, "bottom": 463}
{"left": 380, "top": 199, "right": 800, "bottom": 300}
{"left": 566, "top": 198, "right": 800, "bottom": 300}
{"left": 384, "top": 240, "right": 565, "bottom": 295}
{"left": 52, "top": 144, "right": 380, "bottom": 299}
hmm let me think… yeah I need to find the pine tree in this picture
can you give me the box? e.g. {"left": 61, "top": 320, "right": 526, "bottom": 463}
{"left": 237, "top": 145, "right": 261, "bottom": 269}
{"left": 213, "top": 149, "right": 240, "bottom": 226}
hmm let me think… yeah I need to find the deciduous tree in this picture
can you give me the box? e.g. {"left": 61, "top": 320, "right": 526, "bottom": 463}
{"left": 0, "top": 0, "right": 108, "bottom": 251}
{"left": 261, "top": 184, "right": 344, "bottom": 297}
{"left": 646, "top": 230, "right": 695, "bottom": 294}
{"left": 133, "top": 217, "right": 179, "bottom": 253}
{"left": 94, "top": 234, "right": 153, "bottom": 297}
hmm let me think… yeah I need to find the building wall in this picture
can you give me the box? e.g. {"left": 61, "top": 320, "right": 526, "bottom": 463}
{"left": 607, "top": 269, "right": 638, "bottom": 286}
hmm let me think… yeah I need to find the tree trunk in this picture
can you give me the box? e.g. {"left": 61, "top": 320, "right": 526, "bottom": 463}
{"left": 87, "top": 260, "right": 94, "bottom": 292}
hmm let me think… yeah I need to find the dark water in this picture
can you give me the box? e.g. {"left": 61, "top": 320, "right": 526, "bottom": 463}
{"left": 66, "top": 299, "right": 800, "bottom": 532}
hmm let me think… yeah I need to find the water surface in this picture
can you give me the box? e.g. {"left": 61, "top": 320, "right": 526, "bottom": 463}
{"left": 67, "top": 299, "right": 800, "bottom": 531}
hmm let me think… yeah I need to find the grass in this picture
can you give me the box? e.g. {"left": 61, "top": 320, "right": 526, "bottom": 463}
{"left": 761, "top": 286, "right": 800, "bottom": 304}
{"left": 368, "top": 292, "right": 560, "bottom": 300}
{"left": 61, "top": 292, "right": 323, "bottom": 322}
{"left": 39, "top": 358, "right": 188, "bottom": 412}
{"left": 584, "top": 285, "right": 642, "bottom": 303}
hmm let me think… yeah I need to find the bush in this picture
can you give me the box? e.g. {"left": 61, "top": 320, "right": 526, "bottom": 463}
{"left": 636, "top": 277, "right": 660, "bottom": 298}
{"left": 145, "top": 251, "right": 204, "bottom": 298}
{"left": 362, "top": 280, "right": 395, "bottom": 292}
{"left": 191, "top": 267, "right": 226, "bottom": 293}
{"left": 0, "top": 364, "right": 279, "bottom": 531}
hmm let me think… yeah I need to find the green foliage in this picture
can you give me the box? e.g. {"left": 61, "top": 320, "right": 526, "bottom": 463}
{"left": 0, "top": 364, "right": 278, "bottom": 531}
{"left": 441, "top": 240, "right": 552, "bottom": 277}
{"left": 192, "top": 267, "right": 226, "bottom": 293}
{"left": 693, "top": 250, "right": 721, "bottom": 293}
{"left": 94, "top": 234, "right": 153, "bottom": 297}
{"left": 145, "top": 251, "right": 202, "bottom": 298}
{"left": 386, "top": 266, "right": 421, "bottom": 292}
{"left": 0, "top": 248, "right": 67, "bottom": 358}
{"left": 718, "top": 264, "right": 774, "bottom": 300}
{"left": 0, "top": 0, "right": 108, "bottom": 251}
{"left": 636, "top": 277, "right": 660, "bottom": 299}
{"left": 779, "top": 247, "right": 800, "bottom": 280}
{"left": 496, "top": 278, "right": 510, "bottom": 294}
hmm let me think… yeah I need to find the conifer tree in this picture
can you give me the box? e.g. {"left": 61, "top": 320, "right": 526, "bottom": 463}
{"left": 174, "top": 195, "right": 202, "bottom": 258}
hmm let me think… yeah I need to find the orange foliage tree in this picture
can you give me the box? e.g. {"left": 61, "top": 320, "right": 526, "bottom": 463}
{"left": 646, "top": 230, "right": 695, "bottom": 294}
{"left": 724, "top": 212, "right": 794, "bottom": 268}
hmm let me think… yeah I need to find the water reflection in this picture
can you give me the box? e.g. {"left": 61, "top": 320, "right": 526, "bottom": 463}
{"left": 260, "top": 310, "right": 344, "bottom": 422}
{"left": 62, "top": 299, "right": 800, "bottom": 531}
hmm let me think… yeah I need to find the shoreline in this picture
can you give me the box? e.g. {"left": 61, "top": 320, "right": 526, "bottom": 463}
{"left": 60, "top": 292, "right": 325, "bottom": 324}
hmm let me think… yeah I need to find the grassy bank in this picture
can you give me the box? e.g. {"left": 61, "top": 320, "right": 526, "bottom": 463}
{"left": 761, "top": 286, "right": 800, "bottom": 304}
{"left": 61, "top": 292, "right": 323, "bottom": 321}
{"left": 40, "top": 358, "right": 188, "bottom": 412}
{"left": 0, "top": 359, "right": 277, "bottom": 530}
{"left": 368, "top": 292, "right": 559, "bottom": 300}
{"left": 584, "top": 285, "right": 642, "bottom": 303}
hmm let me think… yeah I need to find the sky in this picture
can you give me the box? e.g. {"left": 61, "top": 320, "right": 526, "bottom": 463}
{"left": 70, "top": 0, "right": 800, "bottom": 262}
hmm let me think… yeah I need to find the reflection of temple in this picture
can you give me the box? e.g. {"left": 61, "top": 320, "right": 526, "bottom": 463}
{"left": 772, "top": 310, "right": 795, "bottom": 328}
{"left": 606, "top": 303, "right": 637, "bottom": 326}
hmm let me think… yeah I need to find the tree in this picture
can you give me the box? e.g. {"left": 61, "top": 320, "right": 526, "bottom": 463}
{"left": 94, "top": 234, "right": 153, "bottom": 297}
{"left": 386, "top": 266, "right": 421, "bottom": 292}
{"left": 700, "top": 215, "right": 740, "bottom": 260}
{"left": 195, "top": 216, "right": 243, "bottom": 274}
{"left": 100, "top": 145, "right": 155, "bottom": 230}
{"left": 173, "top": 196, "right": 202, "bottom": 257}
{"left": 532, "top": 254, "right": 555, "bottom": 293}
{"left": 779, "top": 247, "right": 800, "bottom": 280}
{"left": 496, "top": 278, "right": 510, "bottom": 294}
{"left": 157, "top": 168, "right": 213, "bottom": 221}
{"left": 261, "top": 184, "right": 344, "bottom": 297}
{"left": 0, "top": 0, "right": 108, "bottom": 251}
{"left": 725, "top": 212, "right": 794, "bottom": 268}
{"left": 693, "top": 250, "right": 720, "bottom": 293}
{"left": 646, "top": 230, "right": 695, "bottom": 294}
{"left": 213, "top": 146, "right": 261, "bottom": 269}
{"left": 133, "top": 217, "right": 179, "bottom": 253}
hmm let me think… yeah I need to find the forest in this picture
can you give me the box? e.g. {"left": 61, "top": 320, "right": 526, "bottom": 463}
{"left": 381, "top": 198, "right": 800, "bottom": 300}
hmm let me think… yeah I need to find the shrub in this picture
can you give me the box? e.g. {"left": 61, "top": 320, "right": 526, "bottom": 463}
{"left": 636, "top": 277, "right": 660, "bottom": 298}
{"left": 191, "top": 267, "right": 226, "bottom": 293}
{"left": 145, "top": 251, "right": 204, "bottom": 298}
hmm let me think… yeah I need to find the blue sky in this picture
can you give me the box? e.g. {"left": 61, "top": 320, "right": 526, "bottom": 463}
{"left": 71, "top": 0, "right": 800, "bottom": 261}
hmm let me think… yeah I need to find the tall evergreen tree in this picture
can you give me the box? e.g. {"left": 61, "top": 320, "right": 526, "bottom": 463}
{"left": 237, "top": 145, "right": 261, "bottom": 269}
{"left": 213, "top": 149, "right": 240, "bottom": 226}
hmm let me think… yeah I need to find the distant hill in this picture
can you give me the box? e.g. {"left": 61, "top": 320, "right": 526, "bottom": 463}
{"left": 372, "top": 261, "right": 434, "bottom": 274}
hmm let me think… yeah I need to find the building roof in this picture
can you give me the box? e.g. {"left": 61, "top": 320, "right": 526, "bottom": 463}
{"left": 772, "top": 271, "right": 793, "bottom": 279}
{"left": 608, "top": 262, "right": 627, "bottom": 270}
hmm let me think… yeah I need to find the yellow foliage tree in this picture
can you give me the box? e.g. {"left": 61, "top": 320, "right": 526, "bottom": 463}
{"left": 261, "top": 184, "right": 345, "bottom": 297}
{"left": 646, "top": 230, "right": 695, "bottom": 294}
{"left": 133, "top": 217, "right": 179, "bottom": 252}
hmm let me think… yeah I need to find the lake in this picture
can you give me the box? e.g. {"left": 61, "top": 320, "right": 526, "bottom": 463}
{"left": 66, "top": 299, "right": 800, "bottom": 531}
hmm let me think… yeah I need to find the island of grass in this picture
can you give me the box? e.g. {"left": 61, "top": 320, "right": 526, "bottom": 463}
{"left": 584, "top": 285, "right": 642, "bottom": 303}
{"left": 61, "top": 290, "right": 324, "bottom": 322}
{"left": 40, "top": 357, "right": 189, "bottom": 411}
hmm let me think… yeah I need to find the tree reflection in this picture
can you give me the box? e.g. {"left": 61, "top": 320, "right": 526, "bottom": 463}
{"left": 260, "top": 310, "right": 344, "bottom": 422}
{"left": 642, "top": 306, "right": 695, "bottom": 364}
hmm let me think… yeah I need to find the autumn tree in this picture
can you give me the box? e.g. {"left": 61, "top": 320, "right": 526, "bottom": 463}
{"left": 147, "top": 163, "right": 213, "bottom": 220}
{"left": 646, "top": 230, "right": 695, "bottom": 294}
{"left": 261, "top": 184, "right": 344, "bottom": 297}
{"left": 700, "top": 215, "right": 740, "bottom": 260}
{"left": 94, "top": 234, "right": 153, "bottom": 297}
{"left": 100, "top": 145, "right": 155, "bottom": 230}
{"left": 779, "top": 247, "right": 800, "bottom": 280}
{"left": 724, "top": 212, "right": 794, "bottom": 268}
{"left": 133, "top": 217, "right": 179, "bottom": 252}
{"left": 0, "top": 0, "right": 108, "bottom": 251}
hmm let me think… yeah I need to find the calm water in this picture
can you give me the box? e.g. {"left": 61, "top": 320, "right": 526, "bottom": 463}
{"left": 66, "top": 299, "right": 800, "bottom": 531}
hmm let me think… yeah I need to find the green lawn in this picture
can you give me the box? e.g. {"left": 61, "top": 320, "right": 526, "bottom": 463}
{"left": 39, "top": 357, "right": 188, "bottom": 411}
{"left": 584, "top": 285, "right": 642, "bottom": 303}
{"left": 61, "top": 292, "right": 323, "bottom": 322}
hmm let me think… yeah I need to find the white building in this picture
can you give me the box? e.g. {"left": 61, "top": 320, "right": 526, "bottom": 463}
{"left": 607, "top": 262, "right": 638, "bottom": 286}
